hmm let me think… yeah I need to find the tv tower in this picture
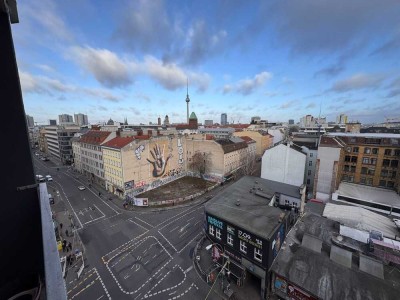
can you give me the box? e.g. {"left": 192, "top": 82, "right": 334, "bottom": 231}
{"left": 185, "top": 78, "right": 190, "bottom": 124}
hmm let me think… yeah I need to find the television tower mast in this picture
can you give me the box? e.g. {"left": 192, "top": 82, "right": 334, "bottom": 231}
{"left": 185, "top": 78, "right": 190, "bottom": 124}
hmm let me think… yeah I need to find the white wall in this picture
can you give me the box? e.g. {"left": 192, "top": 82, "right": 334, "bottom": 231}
{"left": 261, "top": 144, "right": 306, "bottom": 186}
{"left": 268, "top": 129, "right": 284, "bottom": 145}
{"left": 315, "top": 146, "right": 341, "bottom": 201}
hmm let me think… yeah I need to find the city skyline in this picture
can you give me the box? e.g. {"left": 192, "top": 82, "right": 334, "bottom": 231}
{"left": 14, "top": 0, "right": 400, "bottom": 125}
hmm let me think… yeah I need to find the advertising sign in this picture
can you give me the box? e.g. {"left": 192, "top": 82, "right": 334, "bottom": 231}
{"left": 134, "top": 198, "right": 149, "bottom": 206}
{"left": 287, "top": 283, "right": 317, "bottom": 300}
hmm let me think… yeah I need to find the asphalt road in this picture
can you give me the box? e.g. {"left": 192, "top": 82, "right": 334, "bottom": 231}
{"left": 33, "top": 155, "right": 224, "bottom": 300}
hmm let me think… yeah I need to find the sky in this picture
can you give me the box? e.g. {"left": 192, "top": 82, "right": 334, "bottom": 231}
{"left": 13, "top": 0, "right": 400, "bottom": 125}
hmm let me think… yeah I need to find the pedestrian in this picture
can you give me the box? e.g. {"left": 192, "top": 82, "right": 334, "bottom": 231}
{"left": 60, "top": 223, "right": 63, "bottom": 230}
{"left": 68, "top": 242, "right": 72, "bottom": 252}
{"left": 66, "top": 254, "right": 70, "bottom": 266}
{"left": 65, "top": 229, "right": 69, "bottom": 237}
{"left": 62, "top": 240, "right": 66, "bottom": 252}
{"left": 98, "top": 192, "right": 101, "bottom": 197}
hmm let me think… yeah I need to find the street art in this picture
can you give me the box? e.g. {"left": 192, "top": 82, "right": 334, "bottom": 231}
{"left": 135, "top": 144, "right": 145, "bottom": 160}
{"left": 147, "top": 144, "right": 173, "bottom": 177}
{"left": 272, "top": 224, "right": 285, "bottom": 258}
{"left": 177, "top": 137, "right": 184, "bottom": 165}
{"left": 134, "top": 181, "right": 146, "bottom": 188}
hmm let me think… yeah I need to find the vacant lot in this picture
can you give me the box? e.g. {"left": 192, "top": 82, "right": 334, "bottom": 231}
{"left": 138, "top": 176, "right": 215, "bottom": 202}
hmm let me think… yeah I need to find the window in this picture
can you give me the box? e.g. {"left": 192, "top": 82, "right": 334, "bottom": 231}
{"left": 395, "top": 150, "right": 400, "bottom": 156}
{"left": 308, "top": 170, "right": 311, "bottom": 175}
{"left": 345, "top": 156, "right": 351, "bottom": 162}
{"left": 240, "top": 240, "right": 247, "bottom": 254}
{"left": 383, "top": 159, "right": 390, "bottom": 167}
{"left": 351, "top": 156, "right": 358, "bottom": 163}
{"left": 227, "top": 234, "right": 233, "bottom": 246}
{"left": 364, "top": 147, "right": 371, "bottom": 154}
{"left": 387, "top": 181, "right": 395, "bottom": 188}
{"left": 391, "top": 160, "right": 399, "bottom": 167}
{"left": 366, "top": 178, "right": 373, "bottom": 185}
{"left": 372, "top": 148, "right": 379, "bottom": 155}
{"left": 307, "top": 179, "right": 311, "bottom": 185}
{"left": 353, "top": 147, "right": 359, "bottom": 153}
{"left": 362, "top": 157, "right": 370, "bottom": 164}
{"left": 379, "top": 180, "right": 386, "bottom": 187}
{"left": 361, "top": 167, "right": 367, "bottom": 174}
{"left": 209, "top": 225, "right": 214, "bottom": 236}
{"left": 370, "top": 158, "right": 377, "bottom": 165}
{"left": 360, "top": 177, "right": 366, "bottom": 184}
{"left": 385, "top": 149, "right": 392, "bottom": 156}
{"left": 216, "top": 228, "right": 221, "bottom": 240}
{"left": 310, "top": 153, "right": 313, "bottom": 157}
{"left": 254, "top": 248, "right": 262, "bottom": 262}
{"left": 348, "top": 176, "right": 354, "bottom": 182}
{"left": 309, "top": 161, "right": 312, "bottom": 166}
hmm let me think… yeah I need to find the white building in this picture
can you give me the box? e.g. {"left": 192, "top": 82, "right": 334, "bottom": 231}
{"left": 313, "top": 136, "right": 345, "bottom": 202}
{"left": 261, "top": 143, "right": 306, "bottom": 187}
{"left": 198, "top": 127, "right": 234, "bottom": 139}
{"left": 26, "top": 114, "right": 34, "bottom": 127}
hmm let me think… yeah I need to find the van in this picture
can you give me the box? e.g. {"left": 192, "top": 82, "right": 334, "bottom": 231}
{"left": 36, "top": 175, "right": 45, "bottom": 182}
{"left": 49, "top": 194, "right": 55, "bottom": 205}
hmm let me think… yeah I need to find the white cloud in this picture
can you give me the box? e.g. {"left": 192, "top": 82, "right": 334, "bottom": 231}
{"left": 68, "top": 46, "right": 134, "bottom": 88}
{"left": 223, "top": 71, "right": 272, "bottom": 95}
{"left": 330, "top": 73, "right": 386, "bottom": 93}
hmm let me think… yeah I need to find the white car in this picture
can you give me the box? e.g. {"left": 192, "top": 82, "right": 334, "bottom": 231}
{"left": 78, "top": 186, "right": 86, "bottom": 191}
{"left": 45, "top": 175, "right": 53, "bottom": 182}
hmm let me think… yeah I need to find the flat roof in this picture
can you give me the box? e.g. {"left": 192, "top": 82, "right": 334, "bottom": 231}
{"left": 327, "top": 132, "right": 400, "bottom": 138}
{"left": 323, "top": 203, "right": 399, "bottom": 239}
{"left": 270, "top": 213, "right": 400, "bottom": 300}
{"left": 205, "top": 176, "right": 293, "bottom": 240}
{"left": 336, "top": 182, "right": 400, "bottom": 208}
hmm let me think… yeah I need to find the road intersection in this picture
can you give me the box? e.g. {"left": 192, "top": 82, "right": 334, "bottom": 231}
{"left": 33, "top": 156, "right": 222, "bottom": 300}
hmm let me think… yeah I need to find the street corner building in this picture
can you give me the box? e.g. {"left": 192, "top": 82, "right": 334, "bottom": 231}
{"left": 269, "top": 205, "right": 400, "bottom": 300}
{"left": 204, "top": 176, "right": 304, "bottom": 299}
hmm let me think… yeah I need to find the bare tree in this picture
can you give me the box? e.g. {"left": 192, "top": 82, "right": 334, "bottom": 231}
{"left": 241, "top": 151, "right": 256, "bottom": 175}
{"left": 189, "top": 151, "right": 212, "bottom": 175}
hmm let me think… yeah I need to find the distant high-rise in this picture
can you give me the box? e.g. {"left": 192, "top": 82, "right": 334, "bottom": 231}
{"left": 289, "top": 119, "right": 294, "bottom": 125}
{"left": 59, "top": 114, "right": 73, "bottom": 125}
{"left": 158, "top": 116, "right": 161, "bottom": 125}
{"left": 74, "top": 113, "right": 88, "bottom": 126}
{"left": 164, "top": 115, "right": 170, "bottom": 126}
{"left": 204, "top": 120, "right": 213, "bottom": 126}
{"left": 49, "top": 119, "right": 57, "bottom": 125}
{"left": 336, "top": 113, "right": 348, "bottom": 124}
{"left": 221, "top": 113, "right": 227, "bottom": 125}
{"left": 26, "top": 114, "right": 34, "bottom": 127}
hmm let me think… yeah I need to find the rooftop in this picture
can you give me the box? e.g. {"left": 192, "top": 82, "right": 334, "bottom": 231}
{"left": 102, "top": 136, "right": 134, "bottom": 149}
{"left": 270, "top": 212, "right": 400, "bottom": 300}
{"left": 323, "top": 203, "right": 399, "bottom": 240}
{"left": 319, "top": 135, "right": 346, "bottom": 147}
{"left": 205, "top": 176, "right": 293, "bottom": 240}
{"left": 335, "top": 182, "right": 400, "bottom": 209}
{"left": 215, "top": 139, "right": 248, "bottom": 153}
{"left": 238, "top": 136, "right": 256, "bottom": 144}
{"left": 80, "top": 130, "right": 112, "bottom": 145}
{"left": 327, "top": 132, "right": 400, "bottom": 139}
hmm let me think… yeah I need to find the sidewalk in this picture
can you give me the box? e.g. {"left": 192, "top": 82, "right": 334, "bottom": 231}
{"left": 194, "top": 235, "right": 263, "bottom": 300}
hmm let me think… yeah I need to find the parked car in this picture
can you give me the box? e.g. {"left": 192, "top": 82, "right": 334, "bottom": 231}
{"left": 78, "top": 186, "right": 86, "bottom": 191}
{"left": 36, "top": 175, "right": 45, "bottom": 182}
{"left": 48, "top": 194, "right": 54, "bottom": 204}
{"left": 45, "top": 175, "right": 53, "bottom": 182}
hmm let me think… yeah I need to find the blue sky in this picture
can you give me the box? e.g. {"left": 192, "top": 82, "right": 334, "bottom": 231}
{"left": 13, "top": 0, "right": 400, "bottom": 125}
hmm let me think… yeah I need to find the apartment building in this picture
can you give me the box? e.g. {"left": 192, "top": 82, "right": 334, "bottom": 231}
{"left": 38, "top": 127, "right": 48, "bottom": 153}
{"left": 314, "top": 133, "right": 400, "bottom": 201}
{"left": 45, "top": 125, "right": 80, "bottom": 164}
{"left": 79, "top": 130, "right": 116, "bottom": 186}
{"left": 233, "top": 130, "right": 274, "bottom": 157}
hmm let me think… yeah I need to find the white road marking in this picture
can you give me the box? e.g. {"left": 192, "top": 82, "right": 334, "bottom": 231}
{"left": 184, "top": 266, "right": 193, "bottom": 274}
{"left": 135, "top": 216, "right": 154, "bottom": 228}
{"left": 129, "top": 219, "right": 149, "bottom": 231}
{"left": 178, "top": 232, "right": 202, "bottom": 254}
{"left": 178, "top": 223, "right": 190, "bottom": 233}
{"left": 170, "top": 226, "right": 179, "bottom": 232}
{"left": 169, "top": 291, "right": 177, "bottom": 296}
{"left": 158, "top": 230, "right": 177, "bottom": 252}
{"left": 52, "top": 181, "right": 83, "bottom": 228}
{"left": 96, "top": 295, "right": 104, "bottom": 300}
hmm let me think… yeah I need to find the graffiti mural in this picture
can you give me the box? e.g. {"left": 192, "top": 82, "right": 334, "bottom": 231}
{"left": 147, "top": 144, "right": 173, "bottom": 177}
{"left": 177, "top": 137, "right": 184, "bottom": 165}
{"left": 135, "top": 144, "right": 145, "bottom": 160}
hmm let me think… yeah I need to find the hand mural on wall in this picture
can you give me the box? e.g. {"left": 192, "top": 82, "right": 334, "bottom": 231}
{"left": 147, "top": 144, "right": 172, "bottom": 177}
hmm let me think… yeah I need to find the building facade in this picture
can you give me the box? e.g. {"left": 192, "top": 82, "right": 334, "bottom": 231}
{"left": 45, "top": 125, "right": 80, "bottom": 164}
{"left": 26, "top": 114, "right": 34, "bottom": 127}
{"left": 205, "top": 176, "right": 291, "bottom": 299}
{"left": 233, "top": 130, "right": 273, "bottom": 157}
{"left": 261, "top": 143, "right": 306, "bottom": 187}
{"left": 79, "top": 130, "right": 116, "bottom": 186}
{"left": 198, "top": 127, "right": 235, "bottom": 139}
{"left": 58, "top": 114, "right": 73, "bottom": 125}
{"left": 314, "top": 133, "right": 400, "bottom": 201}
{"left": 204, "top": 119, "right": 213, "bottom": 126}
{"left": 221, "top": 113, "right": 227, "bottom": 125}
{"left": 74, "top": 113, "right": 88, "bottom": 126}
